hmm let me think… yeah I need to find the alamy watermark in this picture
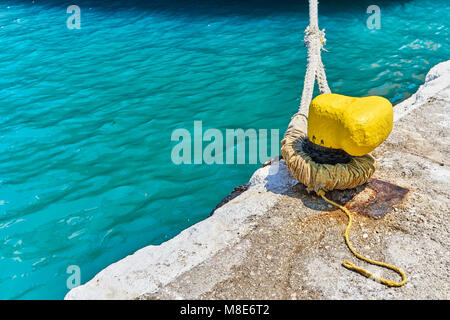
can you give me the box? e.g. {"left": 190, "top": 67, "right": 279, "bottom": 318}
{"left": 66, "top": 265, "right": 81, "bottom": 289}
{"left": 366, "top": 5, "right": 381, "bottom": 29}
{"left": 66, "top": 5, "right": 81, "bottom": 29}
{"left": 65, "top": 5, "right": 381, "bottom": 31}
{"left": 171, "top": 121, "right": 279, "bottom": 166}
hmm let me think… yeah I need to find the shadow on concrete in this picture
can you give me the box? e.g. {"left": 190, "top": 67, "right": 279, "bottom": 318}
{"left": 286, "top": 178, "right": 410, "bottom": 219}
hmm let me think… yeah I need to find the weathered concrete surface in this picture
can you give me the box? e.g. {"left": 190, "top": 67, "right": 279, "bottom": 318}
{"left": 66, "top": 61, "right": 450, "bottom": 300}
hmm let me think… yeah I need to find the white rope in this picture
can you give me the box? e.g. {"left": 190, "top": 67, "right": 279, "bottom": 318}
{"left": 296, "top": 0, "right": 331, "bottom": 118}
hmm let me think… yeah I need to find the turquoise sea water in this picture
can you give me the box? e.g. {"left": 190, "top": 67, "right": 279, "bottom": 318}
{"left": 0, "top": 0, "right": 448, "bottom": 299}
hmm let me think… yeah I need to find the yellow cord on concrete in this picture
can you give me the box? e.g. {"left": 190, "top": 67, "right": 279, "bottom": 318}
{"left": 317, "top": 190, "right": 407, "bottom": 287}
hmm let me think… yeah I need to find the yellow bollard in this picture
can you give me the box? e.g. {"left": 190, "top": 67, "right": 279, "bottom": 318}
{"left": 307, "top": 93, "right": 393, "bottom": 156}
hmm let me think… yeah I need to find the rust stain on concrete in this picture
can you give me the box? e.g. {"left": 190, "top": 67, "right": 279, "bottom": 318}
{"left": 325, "top": 178, "right": 410, "bottom": 219}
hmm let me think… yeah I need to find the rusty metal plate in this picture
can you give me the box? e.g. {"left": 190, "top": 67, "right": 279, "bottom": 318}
{"left": 325, "top": 178, "right": 409, "bottom": 219}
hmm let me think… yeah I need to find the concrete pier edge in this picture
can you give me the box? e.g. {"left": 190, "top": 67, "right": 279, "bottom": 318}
{"left": 66, "top": 60, "right": 450, "bottom": 300}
